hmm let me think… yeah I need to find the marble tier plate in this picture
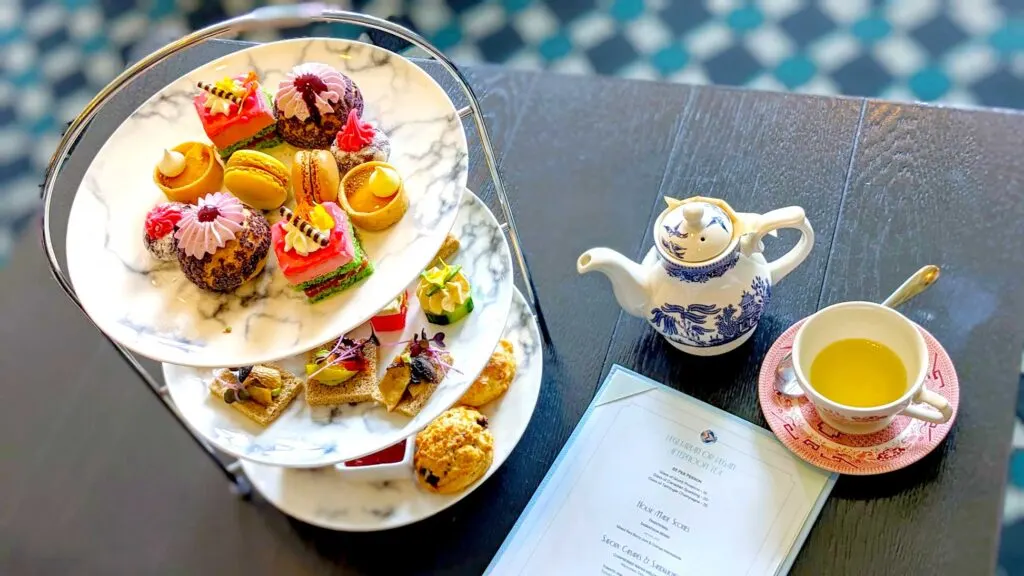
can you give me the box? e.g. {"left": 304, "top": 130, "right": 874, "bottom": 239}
{"left": 163, "top": 191, "right": 512, "bottom": 468}
{"left": 66, "top": 38, "right": 468, "bottom": 367}
{"left": 242, "top": 288, "right": 542, "bottom": 531}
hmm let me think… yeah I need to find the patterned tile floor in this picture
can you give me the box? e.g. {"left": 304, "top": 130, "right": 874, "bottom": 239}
{"left": 3, "top": 0, "right": 1024, "bottom": 572}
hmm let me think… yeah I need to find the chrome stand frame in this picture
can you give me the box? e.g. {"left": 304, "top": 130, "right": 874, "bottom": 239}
{"left": 39, "top": 6, "right": 544, "bottom": 497}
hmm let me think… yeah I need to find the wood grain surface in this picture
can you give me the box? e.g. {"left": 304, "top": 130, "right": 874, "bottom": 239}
{"left": 4, "top": 38, "right": 1024, "bottom": 575}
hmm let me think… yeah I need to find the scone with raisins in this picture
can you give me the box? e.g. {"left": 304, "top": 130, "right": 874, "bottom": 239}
{"left": 414, "top": 406, "right": 494, "bottom": 494}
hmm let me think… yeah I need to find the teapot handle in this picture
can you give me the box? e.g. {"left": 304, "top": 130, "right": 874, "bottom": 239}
{"left": 742, "top": 207, "right": 815, "bottom": 284}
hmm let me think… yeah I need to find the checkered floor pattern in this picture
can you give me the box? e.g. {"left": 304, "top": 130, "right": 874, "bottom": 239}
{"left": 432, "top": 0, "right": 1024, "bottom": 107}
{"left": 3, "top": 1, "right": 1024, "bottom": 572}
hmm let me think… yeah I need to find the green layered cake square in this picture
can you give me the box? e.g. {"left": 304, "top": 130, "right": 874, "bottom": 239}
{"left": 300, "top": 229, "right": 375, "bottom": 303}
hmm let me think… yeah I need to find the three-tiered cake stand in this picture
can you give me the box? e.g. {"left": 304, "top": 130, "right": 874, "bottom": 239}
{"left": 39, "top": 6, "right": 546, "bottom": 525}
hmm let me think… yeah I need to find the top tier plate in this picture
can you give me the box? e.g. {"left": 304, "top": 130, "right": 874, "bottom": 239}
{"left": 65, "top": 39, "right": 468, "bottom": 367}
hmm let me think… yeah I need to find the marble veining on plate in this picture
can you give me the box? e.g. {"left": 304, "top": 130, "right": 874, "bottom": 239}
{"left": 66, "top": 39, "right": 468, "bottom": 367}
{"left": 240, "top": 290, "right": 542, "bottom": 531}
{"left": 163, "top": 191, "right": 512, "bottom": 468}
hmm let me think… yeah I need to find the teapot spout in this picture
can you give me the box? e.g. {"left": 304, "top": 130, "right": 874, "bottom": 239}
{"left": 577, "top": 248, "right": 650, "bottom": 318}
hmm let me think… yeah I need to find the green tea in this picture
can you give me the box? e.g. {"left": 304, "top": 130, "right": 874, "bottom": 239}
{"left": 809, "top": 338, "right": 907, "bottom": 408}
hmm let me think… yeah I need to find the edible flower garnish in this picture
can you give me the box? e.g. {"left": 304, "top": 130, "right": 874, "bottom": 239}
{"left": 308, "top": 204, "right": 335, "bottom": 231}
{"left": 198, "top": 72, "right": 257, "bottom": 116}
{"left": 408, "top": 328, "right": 446, "bottom": 355}
{"left": 214, "top": 77, "right": 245, "bottom": 100}
{"left": 238, "top": 71, "right": 258, "bottom": 100}
{"left": 393, "top": 329, "right": 459, "bottom": 384}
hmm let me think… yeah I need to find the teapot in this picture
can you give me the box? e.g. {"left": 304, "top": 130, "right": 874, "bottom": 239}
{"left": 577, "top": 196, "right": 814, "bottom": 356}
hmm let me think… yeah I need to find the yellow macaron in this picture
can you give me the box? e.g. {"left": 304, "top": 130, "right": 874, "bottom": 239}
{"left": 223, "top": 150, "right": 289, "bottom": 210}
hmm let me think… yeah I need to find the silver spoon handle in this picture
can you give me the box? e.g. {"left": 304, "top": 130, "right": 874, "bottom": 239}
{"left": 881, "top": 265, "right": 941, "bottom": 309}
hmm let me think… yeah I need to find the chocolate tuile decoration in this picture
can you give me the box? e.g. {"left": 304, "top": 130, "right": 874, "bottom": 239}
{"left": 197, "top": 81, "right": 243, "bottom": 106}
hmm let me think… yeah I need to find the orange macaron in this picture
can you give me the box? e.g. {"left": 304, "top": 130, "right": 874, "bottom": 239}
{"left": 292, "top": 149, "right": 340, "bottom": 210}
{"left": 223, "top": 150, "right": 289, "bottom": 210}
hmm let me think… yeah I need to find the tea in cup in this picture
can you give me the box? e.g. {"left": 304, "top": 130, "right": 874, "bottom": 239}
{"left": 791, "top": 302, "right": 952, "bottom": 435}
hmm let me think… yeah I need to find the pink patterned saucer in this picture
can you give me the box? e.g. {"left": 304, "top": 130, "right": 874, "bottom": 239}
{"left": 757, "top": 320, "right": 959, "bottom": 475}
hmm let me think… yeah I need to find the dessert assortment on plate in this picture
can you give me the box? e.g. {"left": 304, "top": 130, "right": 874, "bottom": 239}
{"left": 161, "top": 190, "right": 513, "bottom": 469}
{"left": 308, "top": 336, "right": 517, "bottom": 494}
{"left": 145, "top": 63, "right": 405, "bottom": 298}
{"left": 238, "top": 291, "right": 542, "bottom": 532}
{"left": 208, "top": 236, "right": 476, "bottom": 427}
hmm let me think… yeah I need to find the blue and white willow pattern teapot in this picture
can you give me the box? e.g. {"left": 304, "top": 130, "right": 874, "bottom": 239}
{"left": 577, "top": 197, "right": 814, "bottom": 356}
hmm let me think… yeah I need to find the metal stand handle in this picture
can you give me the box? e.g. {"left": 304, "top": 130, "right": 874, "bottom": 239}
{"left": 38, "top": 5, "right": 546, "bottom": 496}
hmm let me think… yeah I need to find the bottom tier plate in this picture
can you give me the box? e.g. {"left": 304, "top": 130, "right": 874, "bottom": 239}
{"left": 163, "top": 190, "right": 514, "bottom": 468}
{"left": 241, "top": 288, "right": 542, "bottom": 531}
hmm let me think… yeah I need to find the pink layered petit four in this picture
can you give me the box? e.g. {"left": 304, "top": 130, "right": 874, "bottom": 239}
{"left": 193, "top": 72, "right": 282, "bottom": 159}
{"left": 271, "top": 202, "right": 373, "bottom": 302}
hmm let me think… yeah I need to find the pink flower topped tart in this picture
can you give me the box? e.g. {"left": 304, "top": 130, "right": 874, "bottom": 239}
{"left": 276, "top": 63, "right": 364, "bottom": 148}
{"left": 174, "top": 192, "right": 271, "bottom": 292}
{"left": 143, "top": 202, "right": 186, "bottom": 261}
{"left": 193, "top": 72, "right": 282, "bottom": 159}
{"left": 271, "top": 202, "right": 373, "bottom": 302}
{"left": 330, "top": 109, "right": 391, "bottom": 176}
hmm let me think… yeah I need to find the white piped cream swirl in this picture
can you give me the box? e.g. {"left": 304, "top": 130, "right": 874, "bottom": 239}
{"left": 283, "top": 221, "right": 325, "bottom": 256}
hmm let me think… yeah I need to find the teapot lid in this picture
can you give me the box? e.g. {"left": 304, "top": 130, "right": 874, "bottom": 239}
{"left": 656, "top": 197, "right": 736, "bottom": 263}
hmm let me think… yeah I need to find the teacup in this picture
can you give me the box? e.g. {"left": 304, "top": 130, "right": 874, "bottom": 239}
{"left": 791, "top": 301, "right": 952, "bottom": 435}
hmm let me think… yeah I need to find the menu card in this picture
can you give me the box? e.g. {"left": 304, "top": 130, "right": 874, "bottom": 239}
{"left": 487, "top": 365, "right": 836, "bottom": 576}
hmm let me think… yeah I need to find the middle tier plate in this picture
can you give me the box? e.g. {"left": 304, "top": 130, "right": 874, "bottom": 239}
{"left": 163, "top": 190, "right": 512, "bottom": 467}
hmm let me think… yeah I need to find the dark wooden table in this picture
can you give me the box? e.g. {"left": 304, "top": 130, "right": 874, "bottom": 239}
{"left": 4, "top": 40, "right": 1024, "bottom": 575}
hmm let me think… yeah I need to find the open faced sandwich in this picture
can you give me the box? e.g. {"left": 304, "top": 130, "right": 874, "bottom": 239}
{"left": 378, "top": 328, "right": 454, "bottom": 417}
{"left": 305, "top": 333, "right": 380, "bottom": 406}
{"left": 210, "top": 363, "right": 302, "bottom": 426}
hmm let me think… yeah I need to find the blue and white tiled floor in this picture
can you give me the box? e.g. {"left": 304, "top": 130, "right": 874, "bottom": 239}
{"left": 3, "top": 0, "right": 1024, "bottom": 571}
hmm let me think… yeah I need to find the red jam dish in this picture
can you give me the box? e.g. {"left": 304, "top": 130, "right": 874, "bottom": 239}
{"left": 337, "top": 439, "right": 413, "bottom": 480}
